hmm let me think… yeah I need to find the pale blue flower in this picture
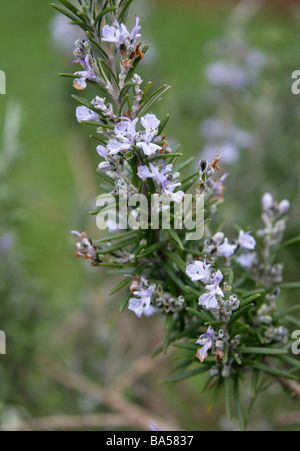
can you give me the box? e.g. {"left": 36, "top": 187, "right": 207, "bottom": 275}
{"left": 137, "top": 161, "right": 184, "bottom": 203}
{"left": 98, "top": 161, "right": 111, "bottom": 172}
{"left": 73, "top": 54, "right": 96, "bottom": 90}
{"left": 141, "top": 112, "right": 160, "bottom": 135}
{"left": 236, "top": 252, "right": 257, "bottom": 268}
{"left": 217, "top": 238, "right": 236, "bottom": 258}
{"left": 130, "top": 16, "right": 142, "bottom": 41}
{"left": 107, "top": 138, "right": 131, "bottom": 155}
{"left": 196, "top": 326, "right": 214, "bottom": 363}
{"left": 115, "top": 117, "right": 138, "bottom": 143}
{"left": 238, "top": 230, "right": 256, "bottom": 250}
{"left": 262, "top": 193, "right": 273, "bottom": 210}
{"left": 136, "top": 140, "right": 162, "bottom": 156}
{"left": 205, "top": 61, "right": 248, "bottom": 89}
{"left": 137, "top": 112, "right": 162, "bottom": 156}
{"left": 96, "top": 144, "right": 108, "bottom": 158}
{"left": 186, "top": 259, "right": 212, "bottom": 284}
{"left": 128, "top": 278, "right": 156, "bottom": 318}
{"left": 102, "top": 22, "right": 129, "bottom": 46}
{"left": 198, "top": 270, "right": 224, "bottom": 310}
{"left": 76, "top": 106, "right": 99, "bottom": 123}
{"left": 102, "top": 17, "right": 141, "bottom": 47}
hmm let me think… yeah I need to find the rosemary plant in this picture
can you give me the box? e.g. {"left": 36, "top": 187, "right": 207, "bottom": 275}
{"left": 52, "top": 0, "right": 300, "bottom": 429}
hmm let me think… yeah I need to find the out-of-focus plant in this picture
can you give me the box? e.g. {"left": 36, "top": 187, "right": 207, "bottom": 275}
{"left": 199, "top": 1, "right": 267, "bottom": 166}
{"left": 53, "top": 0, "right": 300, "bottom": 430}
{"left": 0, "top": 104, "right": 43, "bottom": 423}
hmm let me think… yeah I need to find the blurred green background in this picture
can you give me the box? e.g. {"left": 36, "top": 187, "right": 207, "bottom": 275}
{"left": 0, "top": 0, "right": 300, "bottom": 431}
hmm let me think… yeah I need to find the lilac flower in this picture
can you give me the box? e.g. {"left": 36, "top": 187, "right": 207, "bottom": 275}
{"left": 96, "top": 145, "right": 108, "bottom": 158}
{"left": 198, "top": 270, "right": 224, "bottom": 310}
{"left": 0, "top": 233, "right": 15, "bottom": 254}
{"left": 137, "top": 162, "right": 184, "bottom": 203}
{"left": 212, "top": 232, "right": 225, "bottom": 246}
{"left": 128, "top": 277, "right": 156, "bottom": 318}
{"left": 107, "top": 138, "right": 131, "bottom": 155}
{"left": 186, "top": 259, "right": 212, "bottom": 284}
{"left": 205, "top": 62, "right": 248, "bottom": 89}
{"left": 102, "top": 22, "right": 129, "bottom": 46}
{"left": 236, "top": 252, "right": 257, "bottom": 268}
{"left": 213, "top": 173, "right": 228, "bottom": 197}
{"left": 262, "top": 193, "right": 290, "bottom": 217}
{"left": 217, "top": 238, "right": 236, "bottom": 258}
{"left": 102, "top": 17, "right": 141, "bottom": 47}
{"left": 98, "top": 161, "right": 111, "bottom": 172}
{"left": 115, "top": 117, "right": 138, "bottom": 143}
{"left": 262, "top": 193, "right": 273, "bottom": 210}
{"left": 200, "top": 118, "right": 253, "bottom": 164}
{"left": 279, "top": 200, "right": 290, "bottom": 215}
{"left": 76, "top": 106, "right": 99, "bottom": 123}
{"left": 73, "top": 54, "right": 96, "bottom": 90}
{"left": 196, "top": 326, "right": 214, "bottom": 363}
{"left": 136, "top": 140, "right": 162, "bottom": 156}
{"left": 141, "top": 112, "right": 160, "bottom": 136}
{"left": 130, "top": 16, "right": 142, "bottom": 41}
{"left": 238, "top": 230, "right": 256, "bottom": 250}
{"left": 136, "top": 112, "right": 162, "bottom": 156}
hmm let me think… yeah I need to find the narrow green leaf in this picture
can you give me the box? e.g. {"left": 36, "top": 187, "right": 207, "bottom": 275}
{"left": 276, "top": 235, "right": 300, "bottom": 251}
{"left": 97, "top": 236, "right": 136, "bottom": 254}
{"left": 99, "top": 59, "right": 119, "bottom": 89}
{"left": 233, "top": 376, "right": 245, "bottom": 431}
{"left": 184, "top": 286, "right": 201, "bottom": 298}
{"left": 173, "top": 342, "right": 197, "bottom": 351}
{"left": 175, "top": 320, "right": 204, "bottom": 340}
{"left": 140, "top": 81, "right": 152, "bottom": 103}
{"left": 185, "top": 307, "right": 214, "bottom": 323}
{"left": 237, "top": 347, "right": 288, "bottom": 356}
{"left": 165, "top": 229, "right": 184, "bottom": 251}
{"left": 278, "top": 355, "right": 300, "bottom": 370}
{"left": 240, "top": 293, "right": 261, "bottom": 307}
{"left": 51, "top": 3, "right": 92, "bottom": 30}
{"left": 96, "top": 230, "right": 136, "bottom": 243}
{"left": 162, "top": 316, "right": 177, "bottom": 354}
{"left": 108, "top": 276, "right": 132, "bottom": 296}
{"left": 95, "top": 169, "right": 116, "bottom": 185}
{"left": 251, "top": 369, "right": 260, "bottom": 398}
{"left": 99, "top": 262, "right": 136, "bottom": 268}
{"left": 150, "top": 152, "right": 183, "bottom": 161}
{"left": 158, "top": 114, "right": 170, "bottom": 135}
{"left": 160, "top": 366, "right": 210, "bottom": 384}
{"left": 137, "top": 85, "right": 172, "bottom": 117}
{"left": 95, "top": 5, "right": 118, "bottom": 24}
{"left": 165, "top": 313, "right": 174, "bottom": 329}
{"left": 136, "top": 241, "right": 165, "bottom": 258}
{"left": 229, "top": 325, "right": 250, "bottom": 340}
{"left": 174, "top": 156, "right": 194, "bottom": 173}
{"left": 160, "top": 262, "right": 187, "bottom": 293}
{"left": 274, "top": 305, "right": 300, "bottom": 320}
{"left": 252, "top": 363, "right": 300, "bottom": 381}
{"left": 224, "top": 377, "right": 232, "bottom": 421}
{"left": 58, "top": 0, "right": 79, "bottom": 15}
{"left": 280, "top": 282, "right": 300, "bottom": 289}
{"left": 118, "top": 0, "right": 134, "bottom": 22}
{"left": 227, "top": 303, "right": 255, "bottom": 327}
{"left": 286, "top": 315, "right": 300, "bottom": 328}
{"left": 223, "top": 342, "right": 229, "bottom": 363}
{"left": 164, "top": 250, "right": 186, "bottom": 273}
{"left": 118, "top": 291, "right": 131, "bottom": 313}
